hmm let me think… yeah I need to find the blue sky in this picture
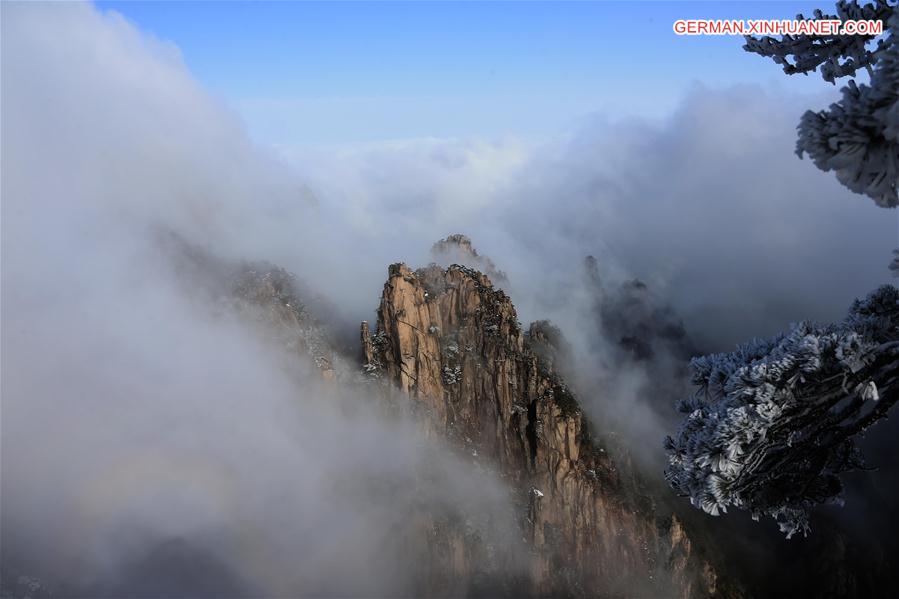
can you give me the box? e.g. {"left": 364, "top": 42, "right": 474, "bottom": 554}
{"left": 97, "top": 1, "right": 835, "bottom": 144}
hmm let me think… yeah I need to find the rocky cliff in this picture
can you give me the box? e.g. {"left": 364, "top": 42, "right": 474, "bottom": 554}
{"left": 361, "top": 262, "right": 730, "bottom": 598}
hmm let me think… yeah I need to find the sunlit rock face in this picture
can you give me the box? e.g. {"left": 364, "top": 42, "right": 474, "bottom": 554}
{"left": 362, "top": 261, "right": 732, "bottom": 598}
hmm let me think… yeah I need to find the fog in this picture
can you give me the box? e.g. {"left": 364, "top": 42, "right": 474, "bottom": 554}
{"left": 280, "top": 81, "right": 895, "bottom": 474}
{"left": 1, "top": 4, "right": 524, "bottom": 596}
{"left": 285, "top": 88, "right": 895, "bottom": 351}
{"left": 2, "top": 2, "right": 896, "bottom": 597}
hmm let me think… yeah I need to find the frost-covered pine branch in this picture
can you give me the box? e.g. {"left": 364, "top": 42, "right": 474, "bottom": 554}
{"left": 796, "top": 13, "right": 899, "bottom": 206}
{"left": 743, "top": 0, "right": 895, "bottom": 82}
{"left": 745, "top": 1, "right": 899, "bottom": 207}
{"left": 664, "top": 285, "right": 899, "bottom": 538}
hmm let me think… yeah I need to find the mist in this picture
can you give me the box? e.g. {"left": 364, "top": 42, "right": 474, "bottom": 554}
{"left": 2, "top": 1, "right": 897, "bottom": 597}
{"left": 285, "top": 88, "right": 895, "bottom": 350}
{"left": 280, "top": 82, "right": 895, "bottom": 473}
{"left": 1, "top": 4, "right": 525, "bottom": 596}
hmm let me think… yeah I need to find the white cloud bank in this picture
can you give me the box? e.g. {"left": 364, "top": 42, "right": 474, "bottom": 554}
{"left": 1, "top": 4, "right": 522, "bottom": 596}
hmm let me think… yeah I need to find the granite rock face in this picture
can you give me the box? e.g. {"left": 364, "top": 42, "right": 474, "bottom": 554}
{"left": 362, "top": 262, "right": 728, "bottom": 598}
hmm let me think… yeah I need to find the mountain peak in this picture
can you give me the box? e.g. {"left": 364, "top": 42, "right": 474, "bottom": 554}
{"left": 430, "top": 234, "right": 509, "bottom": 286}
{"left": 360, "top": 257, "right": 729, "bottom": 597}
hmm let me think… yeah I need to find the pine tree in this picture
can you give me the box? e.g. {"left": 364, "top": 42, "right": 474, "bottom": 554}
{"left": 744, "top": 1, "right": 898, "bottom": 207}
{"left": 665, "top": 286, "right": 899, "bottom": 538}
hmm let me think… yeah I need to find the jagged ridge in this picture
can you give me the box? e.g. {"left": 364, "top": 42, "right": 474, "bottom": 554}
{"left": 361, "top": 262, "right": 726, "bottom": 597}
